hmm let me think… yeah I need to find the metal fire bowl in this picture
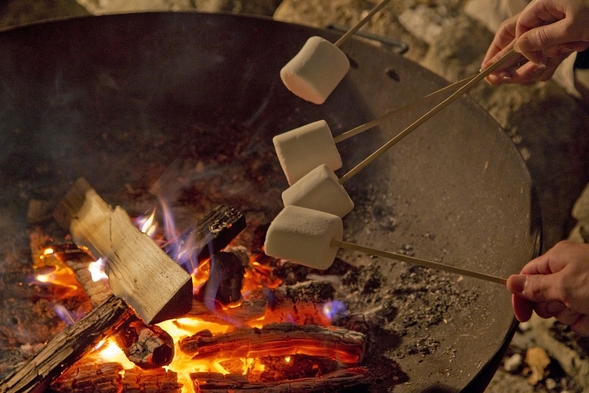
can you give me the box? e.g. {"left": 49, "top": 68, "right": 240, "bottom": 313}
{"left": 0, "top": 12, "right": 541, "bottom": 392}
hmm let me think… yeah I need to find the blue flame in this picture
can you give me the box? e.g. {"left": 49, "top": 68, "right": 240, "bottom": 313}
{"left": 322, "top": 300, "right": 348, "bottom": 322}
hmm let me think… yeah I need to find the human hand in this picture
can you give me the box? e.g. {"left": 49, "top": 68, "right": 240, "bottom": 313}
{"left": 506, "top": 240, "right": 589, "bottom": 336}
{"left": 481, "top": 0, "right": 589, "bottom": 86}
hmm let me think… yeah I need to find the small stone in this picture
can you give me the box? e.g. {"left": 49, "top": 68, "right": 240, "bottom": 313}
{"left": 519, "top": 321, "right": 532, "bottom": 332}
{"left": 503, "top": 353, "right": 522, "bottom": 372}
{"left": 545, "top": 378, "right": 557, "bottom": 390}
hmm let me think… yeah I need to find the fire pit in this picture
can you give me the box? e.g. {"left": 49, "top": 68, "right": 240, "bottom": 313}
{"left": 0, "top": 12, "right": 541, "bottom": 392}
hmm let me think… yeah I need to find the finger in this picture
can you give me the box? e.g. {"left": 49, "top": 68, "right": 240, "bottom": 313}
{"left": 517, "top": 21, "right": 584, "bottom": 55}
{"left": 554, "top": 309, "right": 583, "bottom": 327}
{"left": 571, "top": 315, "right": 589, "bottom": 337}
{"left": 481, "top": 16, "right": 518, "bottom": 69}
{"left": 493, "top": 61, "right": 549, "bottom": 86}
{"left": 482, "top": 45, "right": 524, "bottom": 73}
{"left": 512, "top": 294, "right": 533, "bottom": 322}
{"left": 534, "top": 301, "right": 566, "bottom": 318}
{"left": 507, "top": 274, "right": 562, "bottom": 303}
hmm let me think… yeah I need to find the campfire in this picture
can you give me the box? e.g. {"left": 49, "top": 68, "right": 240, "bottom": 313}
{"left": 3, "top": 179, "right": 375, "bottom": 393}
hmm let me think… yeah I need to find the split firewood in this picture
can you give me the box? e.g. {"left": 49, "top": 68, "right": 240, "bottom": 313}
{"left": 53, "top": 178, "right": 193, "bottom": 324}
{"left": 0, "top": 295, "right": 132, "bottom": 393}
{"left": 190, "top": 367, "right": 371, "bottom": 392}
{"left": 178, "top": 322, "right": 365, "bottom": 366}
{"left": 167, "top": 204, "right": 246, "bottom": 273}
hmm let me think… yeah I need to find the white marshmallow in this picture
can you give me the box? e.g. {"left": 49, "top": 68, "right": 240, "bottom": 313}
{"left": 280, "top": 36, "right": 350, "bottom": 105}
{"left": 282, "top": 164, "right": 354, "bottom": 218}
{"left": 273, "top": 120, "right": 342, "bottom": 186}
{"left": 264, "top": 205, "right": 343, "bottom": 270}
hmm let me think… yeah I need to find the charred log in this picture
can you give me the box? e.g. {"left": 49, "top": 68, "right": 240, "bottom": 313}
{"left": 179, "top": 322, "right": 365, "bottom": 366}
{"left": 0, "top": 295, "right": 132, "bottom": 393}
{"left": 114, "top": 319, "right": 175, "bottom": 370}
{"left": 167, "top": 205, "right": 246, "bottom": 273}
{"left": 191, "top": 367, "right": 371, "bottom": 392}
{"left": 195, "top": 251, "right": 245, "bottom": 306}
{"left": 49, "top": 357, "right": 182, "bottom": 393}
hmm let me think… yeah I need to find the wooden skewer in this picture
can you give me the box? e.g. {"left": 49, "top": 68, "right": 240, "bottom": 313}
{"left": 333, "top": 74, "right": 477, "bottom": 144}
{"left": 334, "top": 0, "right": 392, "bottom": 48}
{"left": 331, "top": 239, "right": 507, "bottom": 285}
{"left": 338, "top": 48, "right": 517, "bottom": 184}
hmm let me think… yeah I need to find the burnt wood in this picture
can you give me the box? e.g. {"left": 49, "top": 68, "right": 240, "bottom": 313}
{"left": 179, "top": 322, "right": 365, "bottom": 365}
{"left": 168, "top": 205, "right": 246, "bottom": 273}
{"left": 114, "top": 319, "right": 175, "bottom": 370}
{"left": 0, "top": 295, "right": 132, "bottom": 393}
{"left": 190, "top": 367, "right": 371, "bottom": 392}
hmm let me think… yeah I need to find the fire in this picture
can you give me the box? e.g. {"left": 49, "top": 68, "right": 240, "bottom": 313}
{"left": 88, "top": 258, "right": 108, "bottom": 282}
{"left": 135, "top": 208, "right": 158, "bottom": 238}
{"left": 95, "top": 338, "right": 136, "bottom": 369}
{"left": 33, "top": 248, "right": 80, "bottom": 295}
{"left": 32, "top": 204, "right": 352, "bottom": 392}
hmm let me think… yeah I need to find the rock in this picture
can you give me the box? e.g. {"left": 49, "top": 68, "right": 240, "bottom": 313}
{"left": 0, "top": 0, "right": 88, "bottom": 28}
{"left": 524, "top": 346, "right": 550, "bottom": 385}
{"left": 571, "top": 182, "right": 589, "bottom": 225}
{"left": 503, "top": 352, "right": 522, "bottom": 372}
{"left": 398, "top": 4, "right": 453, "bottom": 46}
{"left": 273, "top": 0, "right": 429, "bottom": 62}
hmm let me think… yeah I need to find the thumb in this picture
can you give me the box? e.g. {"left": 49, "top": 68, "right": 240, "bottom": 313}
{"left": 507, "top": 274, "right": 561, "bottom": 303}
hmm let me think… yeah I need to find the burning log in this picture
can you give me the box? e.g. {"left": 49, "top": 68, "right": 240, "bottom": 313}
{"left": 186, "top": 280, "right": 336, "bottom": 326}
{"left": 50, "top": 357, "right": 183, "bottom": 393}
{"left": 0, "top": 295, "right": 132, "bottom": 393}
{"left": 167, "top": 204, "right": 246, "bottom": 273}
{"left": 179, "top": 322, "right": 365, "bottom": 366}
{"left": 195, "top": 251, "right": 245, "bottom": 306}
{"left": 114, "top": 319, "right": 175, "bottom": 370}
{"left": 191, "top": 367, "right": 371, "bottom": 392}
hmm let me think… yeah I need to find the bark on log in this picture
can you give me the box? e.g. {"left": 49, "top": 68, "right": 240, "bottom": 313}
{"left": 0, "top": 295, "right": 132, "bottom": 393}
{"left": 179, "top": 322, "right": 365, "bottom": 365}
{"left": 190, "top": 367, "right": 371, "bottom": 392}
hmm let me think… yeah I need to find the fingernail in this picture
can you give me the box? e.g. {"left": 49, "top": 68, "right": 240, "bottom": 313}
{"left": 531, "top": 63, "right": 547, "bottom": 77}
{"left": 510, "top": 275, "right": 526, "bottom": 294}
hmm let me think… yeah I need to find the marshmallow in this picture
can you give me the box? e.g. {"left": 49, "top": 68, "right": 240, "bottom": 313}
{"left": 264, "top": 205, "right": 343, "bottom": 270}
{"left": 280, "top": 36, "right": 350, "bottom": 105}
{"left": 282, "top": 164, "right": 354, "bottom": 218}
{"left": 273, "top": 120, "right": 342, "bottom": 185}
